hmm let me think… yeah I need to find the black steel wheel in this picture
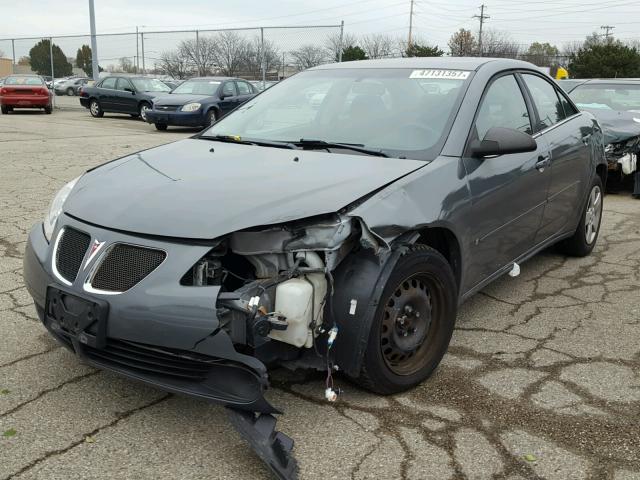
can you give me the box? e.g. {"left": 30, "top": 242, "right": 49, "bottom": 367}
{"left": 356, "top": 244, "right": 457, "bottom": 394}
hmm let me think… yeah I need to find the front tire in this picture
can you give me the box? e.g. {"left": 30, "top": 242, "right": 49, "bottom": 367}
{"left": 138, "top": 102, "right": 151, "bottom": 122}
{"left": 44, "top": 105, "right": 52, "bottom": 114}
{"left": 205, "top": 109, "right": 218, "bottom": 126}
{"left": 355, "top": 245, "right": 457, "bottom": 394}
{"left": 89, "top": 99, "right": 103, "bottom": 117}
{"left": 1, "top": 105, "right": 8, "bottom": 114}
{"left": 155, "top": 123, "right": 168, "bottom": 131}
{"left": 66, "top": 87, "right": 75, "bottom": 96}
{"left": 558, "top": 176, "right": 604, "bottom": 257}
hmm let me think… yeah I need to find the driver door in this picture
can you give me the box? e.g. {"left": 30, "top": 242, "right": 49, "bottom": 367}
{"left": 463, "top": 73, "right": 552, "bottom": 287}
{"left": 218, "top": 81, "right": 239, "bottom": 116}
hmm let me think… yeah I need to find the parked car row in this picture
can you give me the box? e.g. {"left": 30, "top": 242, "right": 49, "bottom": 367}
{"left": 78, "top": 75, "right": 259, "bottom": 129}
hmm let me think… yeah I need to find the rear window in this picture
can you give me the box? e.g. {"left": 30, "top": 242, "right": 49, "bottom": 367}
{"left": 5, "top": 76, "right": 44, "bottom": 86}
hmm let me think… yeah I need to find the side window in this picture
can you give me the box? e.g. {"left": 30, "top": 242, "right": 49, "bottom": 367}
{"left": 522, "top": 74, "right": 565, "bottom": 130}
{"left": 222, "top": 82, "right": 236, "bottom": 97}
{"left": 475, "top": 74, "right": 532, "bottom": 140}
{"left": 116, "top": 78, "right": 132, "bottom": 91}
{"left": 557, "top": 89, "right": 578, "bottom": 117}
{"left": 100, "top": 77, "right": 116, "bottom": 89}
{"left": 235, "top": 81, "right": 252, "bottom": 95}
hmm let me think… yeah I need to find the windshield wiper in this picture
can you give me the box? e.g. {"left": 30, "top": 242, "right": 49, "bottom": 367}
{"left": 292, "top": 139, "right": 388, "bottom": 157}
{"left": 198, "top": 135, "right": 297, "bottom": 150}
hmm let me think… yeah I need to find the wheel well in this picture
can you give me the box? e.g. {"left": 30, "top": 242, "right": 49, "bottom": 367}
{"left": 596, "top": 163, "right": 607, "bottom": 188}
{"left": 414, "top": 227, "right": 462, "bottom": 290}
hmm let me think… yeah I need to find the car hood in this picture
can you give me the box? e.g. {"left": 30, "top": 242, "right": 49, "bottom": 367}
{"left": 153, "top": 93, "right": 213, "bottom": 106}
{"left": 64, "top": 139, "right": 427, "bottom": 239}
{"left": 581, "top": 107, "right": 640, "bottom": 144}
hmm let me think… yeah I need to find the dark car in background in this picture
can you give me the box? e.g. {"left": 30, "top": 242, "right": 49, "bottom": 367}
{"left": 23, "top": 57, "right": 606, "bottom": 478}
{"left": 0, "top": 74, "right": 53, "bottom": 114}
{"left": 55, "top": 77, "right": 90, "bottom": 96}
{"left": 560, "top": 79, "right": 640, "bottom": 197}
{"left": 146, "top": 77, "right": 257, "bottom": 130}
{"left": 79, "top": 76, "right": 172, "bottom": 121}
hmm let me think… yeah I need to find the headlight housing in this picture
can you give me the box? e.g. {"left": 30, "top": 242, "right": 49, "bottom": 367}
{"left": 43, "top": 176, "right": 80, "bottom": 242}
{"left": 181, "top": 102, "right": 201, "bottom": 112}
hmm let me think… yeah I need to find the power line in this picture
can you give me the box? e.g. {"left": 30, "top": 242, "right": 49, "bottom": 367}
{"left": 473, "top": 4, "right": 490, "bottom": 57}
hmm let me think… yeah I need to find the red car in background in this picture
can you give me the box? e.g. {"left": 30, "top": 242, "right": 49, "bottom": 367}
{"left": 0, "top": 75, "right": 52, "bottom": 114}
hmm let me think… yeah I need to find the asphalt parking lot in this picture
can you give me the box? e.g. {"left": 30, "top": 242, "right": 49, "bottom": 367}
{"left": 1, "top": 109, "right": 639, "bottom": 480}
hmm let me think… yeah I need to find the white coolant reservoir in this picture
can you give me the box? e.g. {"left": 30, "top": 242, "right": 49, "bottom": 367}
{"left": 269, "top": 252, "right": 327, "bottom": 348}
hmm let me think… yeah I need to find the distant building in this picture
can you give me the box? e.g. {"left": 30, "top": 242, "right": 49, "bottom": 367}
{"left": 0, "top": 58, "right": 13, "bottom": 76}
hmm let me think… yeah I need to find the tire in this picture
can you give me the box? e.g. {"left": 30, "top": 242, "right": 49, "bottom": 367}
{"left": 66, "top": 87, "right": 75, "bottom": 96}
{"left": 1, "top": 105, "right": 8, "bottom": 114}
{"left": 155, "top": 123, "right": 168, "bottom": 131}
{"left": 558, "top": 176, "right": 604, "bottom": 257}
{"left": 355, "top": 245, "right": 457, "bottom": 394}
{"left": 89, "top": 99, "right": 103, "bottom": 117}
{"left": 44, "top": 105, "right": 52, "bottom": 114}
{"left": 138, "top": 102, "right": 151, "bottom": 122}
{"left": 205, "top": 109, "right": 218, "bottom": 126}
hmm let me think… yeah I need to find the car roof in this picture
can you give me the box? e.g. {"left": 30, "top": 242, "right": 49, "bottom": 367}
{"left": 7, "top": 73, "right": 41, "bottom": 77}
{"left": 188, "top": 77, "right": 237, "bottom": 81}
{"left": 566, "top": 78, "right": 640, "bottom": 86}
{"left": 310, "top": 57, "right": 536, "bottom": 72}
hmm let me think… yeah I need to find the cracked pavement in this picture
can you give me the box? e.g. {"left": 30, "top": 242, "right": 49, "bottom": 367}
{"left": 1, "top": 110, "right": 639, "bottom": 480}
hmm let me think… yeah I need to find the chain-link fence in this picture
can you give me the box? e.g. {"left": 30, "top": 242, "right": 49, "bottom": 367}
{"left": 0, "top": 24, "right": 343, "bottom": 82}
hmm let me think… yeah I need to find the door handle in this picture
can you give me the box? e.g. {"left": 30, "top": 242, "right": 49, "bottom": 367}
{"left": 536, "top": 155, "right": 551, "bottom": 171}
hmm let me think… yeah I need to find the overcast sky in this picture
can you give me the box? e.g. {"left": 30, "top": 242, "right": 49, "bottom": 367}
{"left": 1, "top": 0, "right": 639, "bottom": 65}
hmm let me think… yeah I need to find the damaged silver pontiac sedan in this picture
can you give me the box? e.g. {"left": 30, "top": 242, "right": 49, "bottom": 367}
{"left": 23, "top": 58, "right": 606, "bottom": 479}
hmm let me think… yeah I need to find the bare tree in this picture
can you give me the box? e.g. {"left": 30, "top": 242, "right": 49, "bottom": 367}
{"left": 212, "top": 31, "right": 248, "bottom": 76}
{"left": 240, "top": 37, "right": 280, "bottom": 78}
{"left": 362, "top": 34, "right": 395, "bottom": 59}
{"left": 291, "top": 45, "right": 327, "bottom": 70}
{"left": 117, "top": 57, "right": 136, "bottom": 73}
{"left": 325, "top": 31, "right": 358, "bottom": 61}
{"left": 0, "top": 49, "right": 5, "bottom": 59}
{"left": 178, "top": 37, "right": 218, "bottom": 76}
{"left": 448, "top": 29, "right": 477, "bottom": 56}
{"left": 480, "top": 29, "right": 521, "bottom": 58}
{"left": 157, "top": 50, "right": 192, "bottom": 79}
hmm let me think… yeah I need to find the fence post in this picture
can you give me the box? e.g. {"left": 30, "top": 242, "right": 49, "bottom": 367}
{"left": 49, "top": 37, "right": 55, "bottom": 109}
{"left": 195, "top": 30, "right": 200, "bottom": 75}
{"left": 136, "top": 26, "right": 139, "bottom": 73}
{"left": 338, "top": 20, "right": 344, "bottom": 62}
{"left": 141, "top": 32, "right": 146, "bottom": 74}
{"left": 260, "top": 27, "right": 266, "bottom": 87}
{"left": 11, "top": 39, "right": 15, "bottom": 72}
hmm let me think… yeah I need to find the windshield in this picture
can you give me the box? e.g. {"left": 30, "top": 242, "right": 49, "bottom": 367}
{"left": 569, "top": 84, "right": 640, "bottom": 112}
{"left": 172, "top": 79, "right": 221, "bottom": 96}
{"left": 5, "top": 76, "right": 44, "bottom": 86}
{"left": 201, "top": 68, "right": 470, "bottom": 160}
{"left": 131, "top": 78, "right": 171, "bottom": 93}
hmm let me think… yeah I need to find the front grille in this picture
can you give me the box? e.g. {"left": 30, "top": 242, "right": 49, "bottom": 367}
{"left": 91, "top": 244, "right": 166, "bottom": 292}
{"left": 83, "top": 339, "right": 212, "bottom": 381}
{"left": 155, "top": 105, "right": 178, "bottom": 111}
{"left": 55, "top": 228, "right": 91, "bottom": 283}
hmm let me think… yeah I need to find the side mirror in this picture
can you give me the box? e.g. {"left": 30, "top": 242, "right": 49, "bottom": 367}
{"left": 470, "top": 127, "right": 537, "bottom": 158}
{"left": 219, "top": 92, "right": 228, "bottom": 100}
{"left": 124, "top": 87, "right": 135, "bottom": 94}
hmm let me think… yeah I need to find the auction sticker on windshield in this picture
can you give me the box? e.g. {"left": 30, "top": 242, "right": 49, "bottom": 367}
{"left": 410, "top": 69, "right": 471, "bottom": 80}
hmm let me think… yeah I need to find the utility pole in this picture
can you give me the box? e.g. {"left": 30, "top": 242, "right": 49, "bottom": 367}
{"left": 88, "top": 0, "right": 99, "bottom": 80}
{"left": 408, "top": 0, "right": 415, "bottom": 49}
{"left": 49, "top": 38, "right": 55, "bottom": 109}
{"left": 473, "top": 4, "right": 490, "bottom": 57}
{"left": 600, "top": 25, "right": 615, "bottom": 41}
{"left": 141, "top": 32, "right": 146, "bottom": 74}
{"left": 338, "top": 20, "right": 344, "bottom": 62}
{"left": 136, "top": 26, "right": 139, "bottom": 73}
{"left": 195, "top": 30, "right": 200, "bottom": 75}
{"left": 11, "top": 39, "right": 15, "bottom": 72}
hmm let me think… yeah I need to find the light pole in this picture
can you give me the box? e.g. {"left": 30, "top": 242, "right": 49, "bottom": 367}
{"left": 88, "top": 0, "right": 99, "bottom": 80}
